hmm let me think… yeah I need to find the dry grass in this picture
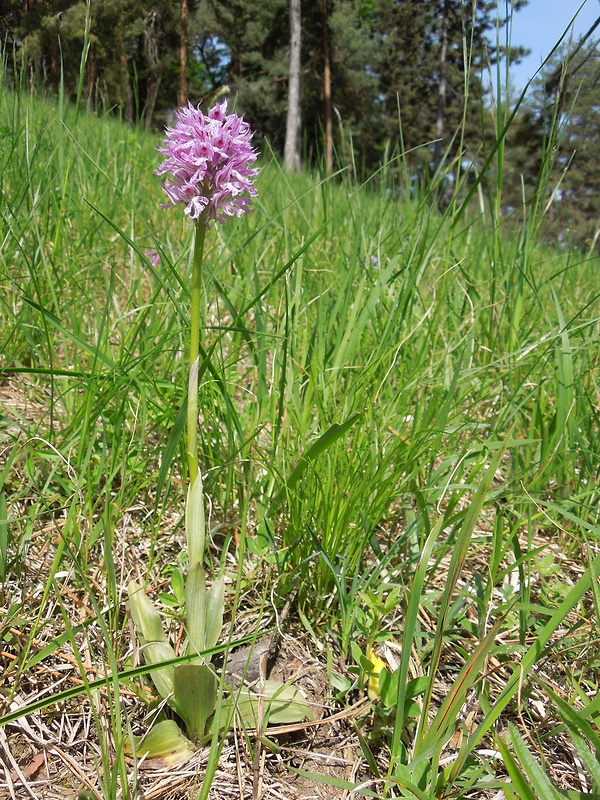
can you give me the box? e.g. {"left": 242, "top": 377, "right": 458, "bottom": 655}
{"left": 2, "top": 446, "right": 599, "bottom": 800}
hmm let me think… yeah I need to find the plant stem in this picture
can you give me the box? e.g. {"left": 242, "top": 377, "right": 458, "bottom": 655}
{"left": 187, "top": 219, "right": 207, "bottom": 485}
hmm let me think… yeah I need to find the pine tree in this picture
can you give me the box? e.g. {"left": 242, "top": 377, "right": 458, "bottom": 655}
{"left": 193, "top": 0, "right": 289, "bottom": 145}
{"left": 303, "top": 0, "right": 381, "bottom": 171}
{"left": 504, "top": 37, "right": 600, "bottom": 250}
{"left": 374, "top": 0, "right": 528, "bottom": 174}
{"left": 541, "top": 39, "right": 600, "bottom": 249}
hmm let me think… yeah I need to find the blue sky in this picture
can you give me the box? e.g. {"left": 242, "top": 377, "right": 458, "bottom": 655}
{"left": 506, "top": 0, "right": 600, "bottom": 89}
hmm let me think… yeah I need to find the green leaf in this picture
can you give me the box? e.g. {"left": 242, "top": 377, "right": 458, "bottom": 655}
{"left": 171, "top": 568, "right": 185, "bottom": 604}
{"left": 0, "top": 631, "right": 263, "bottom": 730}
{"left": 380, "top": 671, "right": 429, "bottom": 710}
{"left": 422, "top": 616, "right": 504, "bottom": 751}
{"left": 495, "top": 734, "right": 538, "bottom": 800}
{"left": 125, "top": 719, "right": 194, "bottom": 765}
{"left": 127, "top": 581, "right": 176, "bottom": 700}
{"left": 508, "top": 723, "right": 563, "bottom": 800}
{"left": 406, "top": 676, "right": 430, "bottom": 698}
{"left": 173, "top": 663, "right": 217, "bottom": 742}
{"left": 186, "top": 472, "right": 206, "bottom": 566}
{"left": 158, "top": 592, "right": 180, "bottom": 608}
{"left": 390, "top": 519, "right": 440, "bottom": 762}
{"left": 22, "top": 296, "right": 117, "bottom": 371}
{"left": 541, "top": 687, "right": 600, "bottom": 790}
{"left": 139, "top": 643, "right": 176, "bottom": 700}
{"left": 390, "top": 763, "right": 432, "bottom": 800}
{"left": 0, "top": 492, "right": 7, "bottom": 581}
{"left": 467, "top": 546, "right": 600, "bottom": 752}
{"left": 155, "top": 399, "right": 187, "bottom": 513}
{"left": 545, "top": 684, "right": 600, "bottom": 760}
{"left": 416, "top": 438, "right": 511, "bottom": 754}
{"left": 262, "top": 680, "right": 313, "bottom": 725}
{"left": 224, "top": 680, "right": 312, "bottom": 728}
{"left": 268, "top": 412, "right": 362, "bottom": 514}
{"left": 568, "top": 729, "right": 600, "bottom": 790}
{"left": 128, "top": 581, "right": 170, "bottom": 645}
{"left": 204, "top": 575, "right": 225, "bottom": 652}
{"left": 288, "top": 767, "right": 375, "bottom": 794}
{"left": 185, "top": 563, "right": 207, "bottom": 659}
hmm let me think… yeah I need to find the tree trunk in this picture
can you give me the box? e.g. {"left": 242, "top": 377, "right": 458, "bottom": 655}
{"left": 284, "top": 0, "right": 302, "bottom": 172}
{"left": 117, "top": 22, "right": 134, "bottom": 124}
{"left": 144, "top": 9, "right": 160, "bottom": 130}
{"left": 322, "top": 0, "right": 332, "bottom": 174}
{"left": 178, "top": 0, "right": 188, "bottom": 107}
{"left": 433, "top": 0, "right": 449, "bottom": 171}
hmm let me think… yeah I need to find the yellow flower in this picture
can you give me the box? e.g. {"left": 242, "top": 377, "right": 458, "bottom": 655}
{"left": 366, "top": 645, "right": 388, "bottom": 700}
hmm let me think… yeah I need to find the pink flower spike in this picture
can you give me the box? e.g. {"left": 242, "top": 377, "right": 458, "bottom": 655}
{"left": 144, "top": 250, "right": 160, "bottom": 266}
{"left": 156, "top": 101, "right": 259, "bottom": 227}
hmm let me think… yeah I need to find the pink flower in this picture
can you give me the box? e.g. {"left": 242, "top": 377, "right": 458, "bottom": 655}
{"left": 144, "top": 250, "right": 160, "bottom": 266}
{"left": 156, "top": 101, "right": 259, "bottom": 226}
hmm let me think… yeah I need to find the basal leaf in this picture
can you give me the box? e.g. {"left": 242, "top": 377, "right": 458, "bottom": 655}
{"left": 125, "top": 719, "right": 194, "bottom": 765}
{"left": 173, "top": 663, "right": 217, "bottom": 742}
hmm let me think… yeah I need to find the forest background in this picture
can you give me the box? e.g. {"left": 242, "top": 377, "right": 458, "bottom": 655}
{"left": 2, "top": 2, "right": 600, "bottom": 796}
{"left": 1, "top": 0, "right": 599, "bottom": 251}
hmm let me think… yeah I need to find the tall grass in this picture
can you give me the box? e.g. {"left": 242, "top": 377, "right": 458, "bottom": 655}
{"left": 1, "top": 43, "right": 600, "bottom": 799}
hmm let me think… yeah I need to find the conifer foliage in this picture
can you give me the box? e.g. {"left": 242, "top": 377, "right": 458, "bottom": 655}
{"left": 3, "top": 0, "right": 512, "bottom": 169}
{"left": 5, "top": 0, "right": 600, "bottom": 247}
{"left": 505, "top": 38, "right": 600, "bottom": 250}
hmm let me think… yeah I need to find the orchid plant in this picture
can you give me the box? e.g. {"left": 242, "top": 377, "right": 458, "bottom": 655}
{"left": 126, "top": 101, "right": 310, "bottom": 763}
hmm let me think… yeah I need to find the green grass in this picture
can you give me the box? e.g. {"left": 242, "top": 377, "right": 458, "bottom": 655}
{"left": 1, "top": 60, "right": 600, "bottom": 800}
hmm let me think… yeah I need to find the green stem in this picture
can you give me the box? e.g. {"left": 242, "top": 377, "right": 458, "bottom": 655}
{"left": 187, "top": 220, "right": 207, "bottom": 485}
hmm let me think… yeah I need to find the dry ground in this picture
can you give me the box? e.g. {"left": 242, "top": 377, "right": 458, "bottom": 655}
{"left": 1, "top": 378, "right": 599, "bottom": 799}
